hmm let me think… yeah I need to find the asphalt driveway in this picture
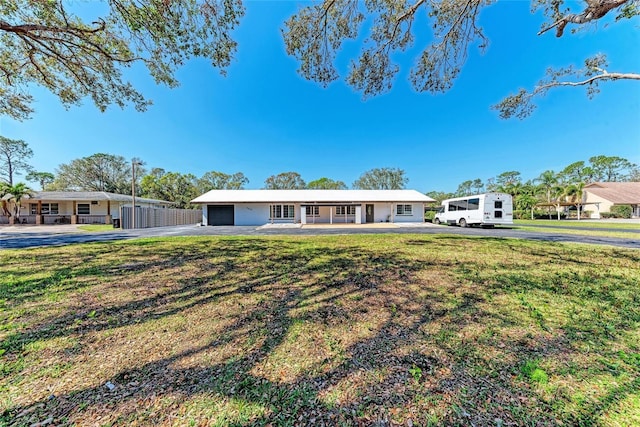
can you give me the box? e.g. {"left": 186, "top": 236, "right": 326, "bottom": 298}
{"left": 1, "top": 223, "right": 639, "bottom": 249}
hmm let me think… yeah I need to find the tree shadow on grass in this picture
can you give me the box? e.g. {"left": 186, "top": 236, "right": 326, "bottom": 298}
{"left": 2, "top": 236, "right": 639, "bottom": 426}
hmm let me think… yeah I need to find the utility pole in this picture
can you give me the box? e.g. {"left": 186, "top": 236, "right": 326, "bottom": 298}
{"left": 131, "top": 159, "right": 142, "bottom": 229}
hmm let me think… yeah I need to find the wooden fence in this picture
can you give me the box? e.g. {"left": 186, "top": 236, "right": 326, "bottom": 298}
{"left": 120, "top": 207, "right": 201, "bottom": 229}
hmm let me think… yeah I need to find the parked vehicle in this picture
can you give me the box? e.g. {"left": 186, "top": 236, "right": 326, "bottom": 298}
{"left": 434, "top": 193, "right": 513, "bottom": 227}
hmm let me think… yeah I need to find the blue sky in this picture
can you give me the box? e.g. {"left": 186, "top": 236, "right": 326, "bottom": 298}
{"left": 1, "top": 1, "right": 638, "bottom": 193}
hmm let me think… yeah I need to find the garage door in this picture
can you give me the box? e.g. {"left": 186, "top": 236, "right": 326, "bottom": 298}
{"left": 207, "top": 205, "right": 234, "bottom": 226}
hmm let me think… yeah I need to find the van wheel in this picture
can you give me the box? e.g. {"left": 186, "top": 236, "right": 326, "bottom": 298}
{"left": 433, "top": 218, "right": 440, "bottom": 225}
{"left": 459, "top": 218, "right": 467, "bottom": 228}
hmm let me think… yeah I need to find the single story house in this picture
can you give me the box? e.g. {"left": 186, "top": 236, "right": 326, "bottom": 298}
{"left": 191, "top": 189, "right": 435, "bottom": 226}
{"left": 1, "top": 191, "right": 172, "bottom": 225}
{"left": 583, "top": 182, "right": 640, "bottom": 218}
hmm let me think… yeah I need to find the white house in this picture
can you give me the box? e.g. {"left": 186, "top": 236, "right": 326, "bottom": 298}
{"left": 1, "top": 191, "right": 172, "bottom": 225}
{"left": 191, "top": 189, "right": 434, "bottom": 226}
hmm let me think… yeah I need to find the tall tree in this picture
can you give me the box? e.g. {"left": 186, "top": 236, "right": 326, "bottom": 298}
{"left": 26, "top": 171, "right": 55, "bottom": 190}
{"left": 283, "top": 1, "right": 638, "bottom": 118}
{"left": 471, "top": 178, "right": 484, "bottom": 194}
{"left": 307, "top": 177, "right": 348, "bottom": 190}
{"left": 514, "top": 181, "right": 539, "bottom": 219}
{"left": 564, "top": 181, "right": 586, "bottom": 219}
{"left": 494, "top": 171, "right": 522, "bottom": 194}
{"left": 588, "top": 155, "right": 637, "bottom": 182}
{"left": 264, "top": 172, "right": 306, "bottom": 189}
{"left": 139, "top": 167, "right": 168, "bottom": 200}
{"left": 0, "top": 136, "right": 33, "bottom": 185}
{"left": 535, "top": 170, "right": 564, "bottom": 219}
{"left": 425, "top": 190, "right": 454, "bottom": 205}
{"left": 197, "top": 171, "right": 248, "bottom": 193}
{"left": 559, "top": 161, "right": 594, "bottom": 184}
{"left": 140, "top": 170, "right": 198, "bottom": 208}
{"left": 0, "top": 0, "right": 244, "bottom": 120}
{"left": 535, "top": 170, "right": 559, "bottom": 204}
{"left": 352, "top": 168, "right": 408, "bottom": 190}
{"left": 455, "top": 180, "right": 473, "bottom": 197}
{"left": 51, "top": 153, "right": 133, "bottom": 193}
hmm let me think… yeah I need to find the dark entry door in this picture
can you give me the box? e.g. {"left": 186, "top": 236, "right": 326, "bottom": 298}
{"left": 366, "top": 204, "right": 374, "bottom": 223}
{"left": 207, "top": 205, "right": 234, "bottom": 226}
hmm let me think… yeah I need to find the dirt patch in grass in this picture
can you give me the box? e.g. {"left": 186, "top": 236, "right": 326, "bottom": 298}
{"left": 1, "top": 235, "right": 639, "bottom": 426}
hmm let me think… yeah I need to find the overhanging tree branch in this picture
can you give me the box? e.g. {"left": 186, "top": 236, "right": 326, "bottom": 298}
{"left": 0, "top": 0, "right": 244, "bottom": 120}
{"left": 538, "top": 0, "right": 629, "bottom": 36}
{"left": 536, "top": 71, "right": 640, "bottom": 89}
{"left": 493, "top": 55, "right": 639, "bottom": 119}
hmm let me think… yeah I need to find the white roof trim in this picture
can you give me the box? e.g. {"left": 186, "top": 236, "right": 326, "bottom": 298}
{"left": 192, "top": 189, "right": 434, "bottom": 204}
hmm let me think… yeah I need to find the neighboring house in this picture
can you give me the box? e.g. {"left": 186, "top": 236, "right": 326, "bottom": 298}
{"left": 583, "top": 182, "right": 640, "bottom": 218}
{"left": 191, "top": 189, "right": 434, "bottom": 226}
{"left": 1, "top": 191, "right": 172, "bottom": 225}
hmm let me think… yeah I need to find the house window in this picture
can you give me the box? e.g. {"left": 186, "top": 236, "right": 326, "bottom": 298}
{"left": 270, "top": 204, "right": 295, "bottom": 219}
{"left": 305, "top": 206, "right": 319, "bottom": 216}
{"left": 30, "top": 203, "right": 59, "bottom": 215}
{"left": 336, "top": 206, "right": 355, "bottom": 215}
{"left": 396, "top": 204, "right": 413, "bottom": 215}
{"left": 77, "top": 203, "right": 90, "bottom": 215}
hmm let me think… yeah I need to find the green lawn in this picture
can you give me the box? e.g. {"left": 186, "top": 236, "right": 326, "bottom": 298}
{"left": 1, "top": 235, "right": 639, "bottom": 426}
{"left": 514, "top": 219, "right": 640, "bottom": 229}
{"left": 513, "top": 219, "right": 640, "bottom": 239}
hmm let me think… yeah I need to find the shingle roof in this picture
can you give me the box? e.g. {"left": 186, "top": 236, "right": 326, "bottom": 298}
{"left": 29, "top": 191, "right": 173, "bottom": 205}
{"left": 584, "top": 182, "right": 640, "bottom": 204}
{"left": 192, "top": 189, "right": 434, "bottom": 204}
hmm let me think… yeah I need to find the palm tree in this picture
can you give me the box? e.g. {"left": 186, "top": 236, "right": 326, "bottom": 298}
{"left": 535, "top": 170, "right": 559, "bottom": 219}
{"left": 4, "top": 183, "right": 33, "bottom": 222}
{"left": 564, "top": 182, "right": 586, "bottom": 220}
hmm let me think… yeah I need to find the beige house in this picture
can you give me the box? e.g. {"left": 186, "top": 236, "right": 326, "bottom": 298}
{"left": 1, "top": 191, "right": 172, "bottom": 225}
{"left": 583, "top": 182, "right": 640, "bottom": 218}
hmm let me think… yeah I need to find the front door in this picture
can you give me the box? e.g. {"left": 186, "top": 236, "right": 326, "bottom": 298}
{"left": 366, "top": 204, "right": 374, "bottom": 223}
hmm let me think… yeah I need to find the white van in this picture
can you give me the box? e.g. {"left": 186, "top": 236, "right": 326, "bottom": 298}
{"left": 434, "top": 193, "right": 513, "bottom": 227}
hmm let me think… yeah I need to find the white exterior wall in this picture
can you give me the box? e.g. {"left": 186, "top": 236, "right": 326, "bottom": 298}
{"left": 391, "top": 203, "right": 424, "bottom": 222}
{"left": 584, "top": 192, "right": 612, "bottom": 218}
{"left": 201, "top": 202, "right": 424, "bottom": 226}
{"left": 370, "top": 203, "right": 391, "bottom": 222}
{"left": 235, "top": 203, "right": 272, "bottom": 226}
{"left": 365, "top": 203, "right": 423, "bottom": 223}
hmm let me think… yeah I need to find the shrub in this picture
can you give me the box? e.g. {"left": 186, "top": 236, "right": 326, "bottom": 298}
{"left": 609, "top": 205, "right": 632, "bottom": 219}
{"left": 533, "top": 210, "right": 566, "bottom": 220}
{"left": 424, "top": 211, "right": 436, "bottom": 222}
